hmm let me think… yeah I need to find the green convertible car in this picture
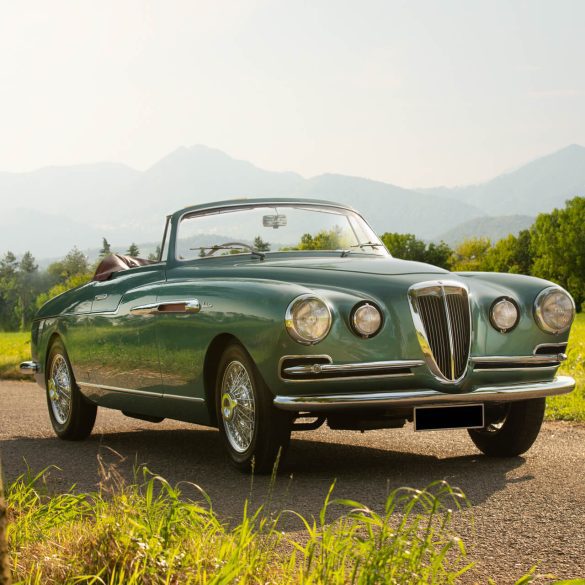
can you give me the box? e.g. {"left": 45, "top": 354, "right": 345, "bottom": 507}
{"left": 21, "top": 198, "right": 576, "bottom": 472}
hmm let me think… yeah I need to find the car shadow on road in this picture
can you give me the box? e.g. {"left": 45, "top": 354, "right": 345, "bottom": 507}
{"left": 1, "top": 425, "right": 529, "bottom": 527}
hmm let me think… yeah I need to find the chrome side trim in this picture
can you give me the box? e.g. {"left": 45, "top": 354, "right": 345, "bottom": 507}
{"left": 472, "top": 355, "right": 566, "bottom": 364}
{"left": 19, "top": 361, "right": 39, "bottom": 374}
{"left": 533, "top": 342, "right": 568, "bottom": 355}
{"left": 273, "top": 376, "right": 576, "bottom": 411}
{"left": 471, "top": 355, "right": 565, "bottom": 371}
{"left": 78, "top": 382, "right": 205, "bottom": 403}
{"left": 283, "top": 359, "right": 425, "bottom": 377}
{"left": 163, "top": 393, "right": 205, "bottom": 403}
{"left": 78, "top": 382, "right": 162, "bottom": 397}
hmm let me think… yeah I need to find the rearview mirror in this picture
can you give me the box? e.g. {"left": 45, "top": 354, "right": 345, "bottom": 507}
{"left": 263, "top": 214, "right": 287, "bottom": 229}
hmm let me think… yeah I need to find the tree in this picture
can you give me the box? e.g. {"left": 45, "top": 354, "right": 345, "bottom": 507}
{"left": 15, "top": 252, "right": 39, "bottom": 330}
{"left": 148, "top": 245, "right": 161, "bottom": 262}
{"left": 450, "top": 238, "right": 492, "bottom": 272}
{"left": 380, "top": 232, "right": 452, "bottom": 269}
{"left": 482, "top": 231, "right": 532, "bottom": 274}
{"left": 36, "top": 272, "right": 93, "bottom": 309}
{"left": 380, "top": 233, "right": 426, "bottom": 262}
{"left": 100, "top": 238, "right": 111, "bottom": 257}
{"left": 0, "top": 252, "right": 19, "bottom": 331}
{"left": 253, "top": 236, "right": 270, "bottom": 252}
{"left": 48, "top": 247, "right": 89, "bottom": 283}
{"left": 297, "top": 229, "right": 343, "bottom": 250}
{"left": 127, "top": 243, "right": 140, "bottom": 257}
{"left": 424, "top": 241, "right": 453, "bottom": 270}
{"left": 530, "top": 196, "right": 585, "bottom": 309}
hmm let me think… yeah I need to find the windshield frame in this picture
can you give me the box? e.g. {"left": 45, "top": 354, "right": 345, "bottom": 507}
{"left": 171, "top": 201, "right": 390, "bottom": 263}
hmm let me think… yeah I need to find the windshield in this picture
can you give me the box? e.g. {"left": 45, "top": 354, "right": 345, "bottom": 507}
{"left": 176, "top": 204, "right": 389, "bottom": 260}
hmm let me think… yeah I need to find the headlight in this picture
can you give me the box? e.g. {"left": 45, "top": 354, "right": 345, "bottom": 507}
{"left": 534, "top": 287, "right": 575, "bottom": 334}
{"left": 351, "top": 302, "right": 382, "bottom": 338}
{"left": 490, "top": 298, "right": 519, "bottom": 333}
{"left": 285, "top": 295, "right": 332, "bottom": 344}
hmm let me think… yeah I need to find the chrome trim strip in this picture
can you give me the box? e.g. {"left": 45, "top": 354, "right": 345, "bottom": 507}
{"left": 273, "top": 376, "right": 576, "bottom": 411}
{"left": 163, "top": 393, "right": 205, "bottom": 403}
{"left": 283, "top": 359, "right": 425, "bottom": 376}
{"left": 533, "top": 342, "right": 568, "bottom": 355}
{"left": 19, "top": 361, "right": 39, "bottom": 374}
{"left": 78, "top": 382, "right": 162, "bottom": 397}
{"left": 471, "top": 353, "right": 566, "bottom": 365}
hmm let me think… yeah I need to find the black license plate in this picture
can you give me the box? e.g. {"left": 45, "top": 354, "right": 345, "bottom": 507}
{"left": 414, "top": 404, "right": 485, "bottom": 432}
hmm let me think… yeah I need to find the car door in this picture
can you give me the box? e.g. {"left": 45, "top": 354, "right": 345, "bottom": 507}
{"left": 87, "top": 263, "right": 165, "bottom": 395}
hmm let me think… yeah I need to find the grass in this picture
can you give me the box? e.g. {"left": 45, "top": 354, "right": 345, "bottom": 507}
{"left": 0, "top": 331, "right": 30, "bottom": 379}
{"left": 547, "top": 313, "right": 585, "bottom": 422}
{"left": 1, "top": 463, "right": 480, "bottom": 584}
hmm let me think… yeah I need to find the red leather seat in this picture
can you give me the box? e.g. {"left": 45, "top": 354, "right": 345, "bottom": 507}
{"left": 93, "top": 254, "right": 155, "bottom": 282}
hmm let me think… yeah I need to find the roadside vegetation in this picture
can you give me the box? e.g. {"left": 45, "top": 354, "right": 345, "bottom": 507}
{"left": 2, "top": 463, "right": 550, "bottom": 584}
{"left": 547, "top": 312, "right": 585, "bottom": 421}
{"left": 0, "top": 332, "right": 30, "bottom": 380}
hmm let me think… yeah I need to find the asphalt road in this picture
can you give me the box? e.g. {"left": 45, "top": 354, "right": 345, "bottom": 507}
{"left": 1, "top": 380, "right": 584, "bottom": 582}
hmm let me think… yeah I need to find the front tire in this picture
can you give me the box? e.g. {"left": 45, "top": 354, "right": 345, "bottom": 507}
{"left": 46, "top": 340, "right": 97, "bottom": 440}
{"left": 468, "top": 398, "right": 545, "bottom": 457}
{"left": 216, "top": 343, "right": 292, "bottom": 473}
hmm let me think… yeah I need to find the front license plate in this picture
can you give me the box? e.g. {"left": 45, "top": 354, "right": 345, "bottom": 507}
{"left": 414, "top": 404, "right": 485, "bottom": 432}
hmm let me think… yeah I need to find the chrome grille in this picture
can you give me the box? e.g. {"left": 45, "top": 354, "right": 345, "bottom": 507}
{"left": 408, "top": 281, "right": 471, "bottom": 382}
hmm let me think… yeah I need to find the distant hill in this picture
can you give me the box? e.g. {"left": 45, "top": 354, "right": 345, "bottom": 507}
{"left": 435, "top": 215, "right": 535, "bottom": 247}
{"left": 1, "top": 143, "right": 583, "bottom": 259}
{"left": 0, "top": 145, "right": 483, "bottom": 257}
{"left": 420, "top": 145, "right": 585, "bottom": 216}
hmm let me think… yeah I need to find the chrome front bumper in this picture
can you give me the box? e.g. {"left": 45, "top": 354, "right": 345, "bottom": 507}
{"left": 273, "top": 375, "right": 575, "bottom": 411}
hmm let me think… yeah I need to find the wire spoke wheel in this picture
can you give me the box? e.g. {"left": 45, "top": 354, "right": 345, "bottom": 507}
{"left": 48, "top": 354, "right": 72, "bottom": 425}
{"left": 220, "top": 360, "right": 256, "bottom": 453}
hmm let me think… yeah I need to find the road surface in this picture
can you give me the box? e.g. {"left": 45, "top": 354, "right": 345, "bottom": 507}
{"left": 1, "top": 380, "right": 584, "bottom": 582}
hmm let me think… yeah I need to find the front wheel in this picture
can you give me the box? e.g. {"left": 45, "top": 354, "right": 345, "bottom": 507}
{"left": 216, "top": 344, "right": 292, "bottom": 473}
{"left": 468, "top": 398, "right": 546, "bottom": 457}
{"left": 46, "top": 340, "right": 97, "bottom": 440}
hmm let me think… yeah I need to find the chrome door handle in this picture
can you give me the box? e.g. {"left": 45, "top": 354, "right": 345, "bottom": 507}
{"left": 184, "top": 300, "right": 201, "bottom": 313}
{"left": 94, "top": 294, "right": 108, "bottom": 301}
{"left": 130, "top": 299, "right": 201, "bottom": 316}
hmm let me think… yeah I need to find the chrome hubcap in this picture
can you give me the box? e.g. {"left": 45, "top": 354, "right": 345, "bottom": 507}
{"left": 220, "top": 361, "right": 256, "bottom": 453}
{"left": 49, "top": 354, "right": 72, "bottom": 425}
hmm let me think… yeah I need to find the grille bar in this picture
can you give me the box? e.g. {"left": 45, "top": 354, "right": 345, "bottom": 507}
{"left": 408, "top": 281, "right": 471, "bottom": 382}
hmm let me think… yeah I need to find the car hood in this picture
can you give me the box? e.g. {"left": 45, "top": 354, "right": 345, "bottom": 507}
{"left": 249, "top": 256, "right": 448, "bottom": 276}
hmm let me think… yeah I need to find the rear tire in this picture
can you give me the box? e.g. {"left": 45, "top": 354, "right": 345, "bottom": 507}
{"left": 46, "top": 339, "right": 97, "bottom": 440}
{"left": 468, "top": 398, "right": 545, "bottom": 457}
{"left": 216, "top": 343, "right": 292, "bottom": 473}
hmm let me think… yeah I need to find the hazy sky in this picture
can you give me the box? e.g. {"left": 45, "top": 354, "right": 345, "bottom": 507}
{"left": 1, "top": 0, "right": 584, "bottom": 187}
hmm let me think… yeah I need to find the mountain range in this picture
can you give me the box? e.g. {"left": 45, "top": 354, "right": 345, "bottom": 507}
{"left": 1, "top": 144, "right": 584, "bottom": 260}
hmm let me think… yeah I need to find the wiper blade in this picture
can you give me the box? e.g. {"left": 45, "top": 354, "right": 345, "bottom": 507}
{"left": 350, "top": 241, "right": 382, "bottom": 249}
{"left": 190, "top": 244, "right": 266, "bottom": 260}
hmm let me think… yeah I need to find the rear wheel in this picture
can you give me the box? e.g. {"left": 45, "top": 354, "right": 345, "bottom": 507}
{"left": 216, "top": 343, "right": 292, "bottom": 473}
{"left": 46, "top": 340, "right": 97, "bottom": 440}
{"left": 468, "top": 398, "right": 545, "bottom": 457}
